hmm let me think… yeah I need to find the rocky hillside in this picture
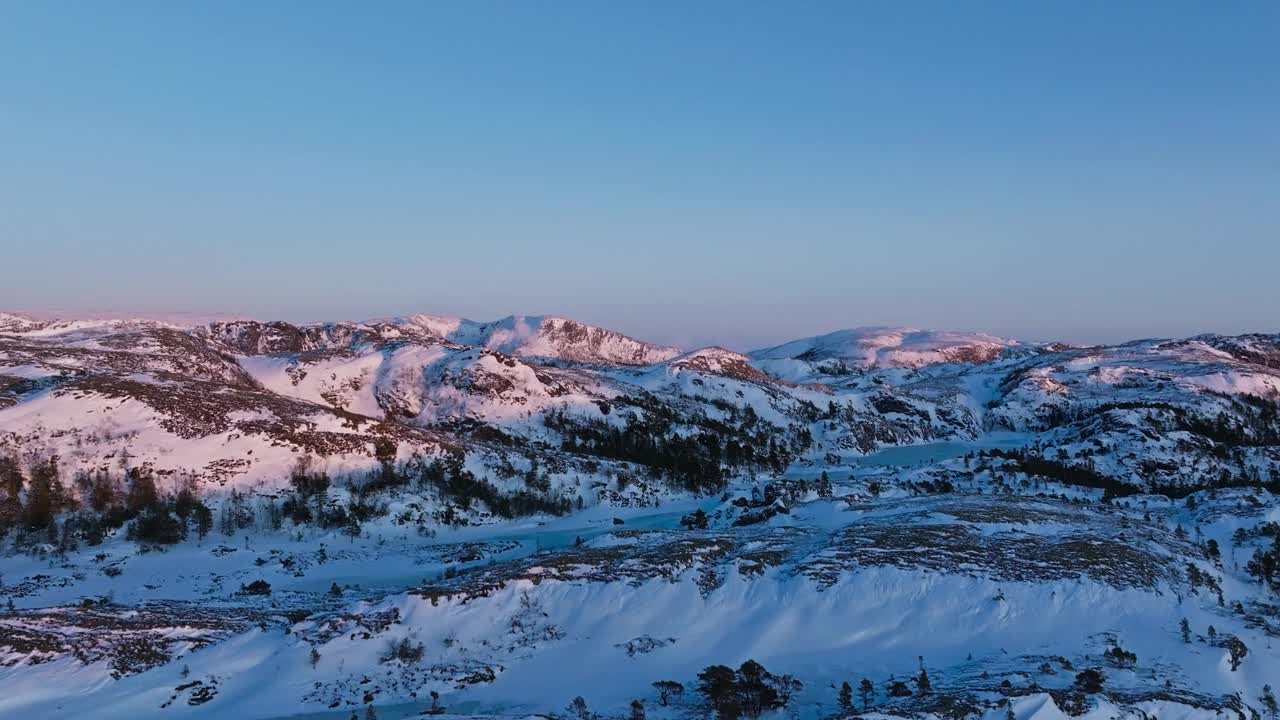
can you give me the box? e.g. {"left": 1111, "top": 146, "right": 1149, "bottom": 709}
{"left": 1, "top": 312, "right": 1279, "bottom": 719}
{"left": 1, "top": 313, "right": 1277, "bottom": 502}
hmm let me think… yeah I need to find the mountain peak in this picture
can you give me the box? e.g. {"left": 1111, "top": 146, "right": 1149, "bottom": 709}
{"left": 397, "top": 313, "right": 681, "bottom": 366}
{"left": 750, "top": 326, "right": 1017, "bottom": 370}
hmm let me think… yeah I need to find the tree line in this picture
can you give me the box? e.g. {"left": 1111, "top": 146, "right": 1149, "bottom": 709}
{"left": 1, "top": 452, "right": 213, "bottom": 550}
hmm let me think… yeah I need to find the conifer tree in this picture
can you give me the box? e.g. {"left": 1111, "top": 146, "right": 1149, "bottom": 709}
{"left": 859, "top": 678, "right": 874, "bottom": 708}
{"left": 838, "top": 681, "right": 852, "bottom": 711}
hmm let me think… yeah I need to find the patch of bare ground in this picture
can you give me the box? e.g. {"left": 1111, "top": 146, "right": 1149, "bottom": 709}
{"left": 410, "top": 530, "right": 755, "bottom": 605}
{"left": 406, "top": 525, "right": 820, "bottom": 605}
{"left": 800, "top": 520, "right": 1175, "bottom": 590}
{"left": 47, "top": 373, "right": 456, "bottom": 460}
{"left": 1, "top": 329, "right": 254, "bottom": 387}
{"left": 0, "top": 602, "right": 297, "bottom": 678}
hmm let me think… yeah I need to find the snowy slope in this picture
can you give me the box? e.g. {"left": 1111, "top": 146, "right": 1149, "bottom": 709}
{"left": 397, "top": 314, "right": 683, "bottom": 366}
{"left": 749, "top": 326, "right": 1017, "bottom": 376}
{"left": 3, "top": 488, "right": 1277, "bottom": 720}
{"left": 2, "top": 312, "right": 1280, "bottom": 720}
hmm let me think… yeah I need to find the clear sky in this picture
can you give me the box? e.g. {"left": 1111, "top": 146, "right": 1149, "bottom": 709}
{"left": 2, "top": 2, "right": 1276, "bottom": 350}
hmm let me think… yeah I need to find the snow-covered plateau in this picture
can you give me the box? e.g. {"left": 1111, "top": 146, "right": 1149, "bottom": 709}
{"left": 1, "top": 312, "right": 1278, "bottom": 720}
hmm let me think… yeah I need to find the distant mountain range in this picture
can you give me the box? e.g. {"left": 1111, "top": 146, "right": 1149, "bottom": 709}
{"left": 2, "top": 310, "right": 1279, "bottom": 720}
{"left": 2, "top": 310, "right": 1276, "bottom": 498}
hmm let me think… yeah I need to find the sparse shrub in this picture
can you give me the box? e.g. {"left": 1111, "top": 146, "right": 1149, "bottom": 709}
{"left": 1057, "top": 692, "right": 1090, "bottom": 715}
{"left": 1074, "top": 668, "right": 1105, "bottom": 694}
{"left": 426, "top": 690, "right": 443, "bottom": 714}
{"left": 1104, "top": 644, "right": 1136, "bottom": 669}
{"left": 1260, "top": 684, "right": 1277, "bottom": 720}
{"left": 653, "top": 680, "right": 684, "bottom": 706}
{"left": 381, "top": 637, "right": 424, "bottom": 665}
{"left": 238, "top": 580, "right": 272, "bottom": 596}
{"left": 681, "top": 509, "right": 709, "bottom": 530}
{"left": 567, "top": 696, "right": 593, "bottom": 720}
{"left": 1224, "top": 636, "right": 1248, "bottom": 671}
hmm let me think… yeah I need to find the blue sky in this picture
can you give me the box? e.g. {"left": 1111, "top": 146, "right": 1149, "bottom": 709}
{"left": 2, "top": 2, "right": 1276, "bottom": 349}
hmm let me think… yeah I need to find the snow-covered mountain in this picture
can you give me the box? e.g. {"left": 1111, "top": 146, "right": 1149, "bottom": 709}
{"left": 749, "top": 326, "right": 1018, "bottom": 376}
{"left": 1, "top": 311, "right": 1279, "bottom": 720}
{"left": 2, "top": 311, "right": 1277, "bottom": 505}
{"left": 396, "top": 314, "right": 684, "bottom": 366}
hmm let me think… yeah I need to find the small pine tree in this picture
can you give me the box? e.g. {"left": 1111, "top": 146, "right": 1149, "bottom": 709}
{"left": 344, "top": 514, "right": 362, "bottom": 543}
{"left": 1207, "top": 625, "right": 1217, "bottom": 642}
{"left": 193, "top": 503, "right": 213, "bottom": 540}
{"left": 1180, "top": 618, "right": 1191, "bottom": 643}
{"left": 859, "top": 678, "right": 874, "bottom": 708}
{"left": 817, "top": 470, "right": 833, "bottom": 498}
{"left": 838, "top": 681, "right": 853, "bottom": 711}
{"left": 570, "top": 696, "right": 594, "bottom": 720}
{"left": 310, "top": 647, "right": 321, "bottom": 668}
{"left": 916, "top": 668, "right": 932, "bottom": 694}
{"left": 630, "top": 699, "right": 645, "bottom": 720}
{"left": 1261, "top": 684, "right": 1278, "bottom": 720}
{"left": 364, "top": 705, "right": 377, "bottom": 720}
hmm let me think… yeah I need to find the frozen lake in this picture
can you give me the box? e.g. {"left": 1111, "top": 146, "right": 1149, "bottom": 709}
{"left": 280, "top": 497, "right": 718, "bottom": 594}
{"left": 853, "top": 432, "right": 1028, "bottom": 467}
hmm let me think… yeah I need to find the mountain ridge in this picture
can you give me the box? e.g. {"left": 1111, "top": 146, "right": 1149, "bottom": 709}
{"left": 2, "top": 309, "right": 1279, "bottom": 720}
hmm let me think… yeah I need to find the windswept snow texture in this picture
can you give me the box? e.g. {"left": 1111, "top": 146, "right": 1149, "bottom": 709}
{"left": 396, "top": 314, "right": 684, "bottom": 366}
{"left": 750, "top": 326, "right": 1018, "bottom": 375}
{"left": 1, "top": 311, "right": 1279, "bottom": 720}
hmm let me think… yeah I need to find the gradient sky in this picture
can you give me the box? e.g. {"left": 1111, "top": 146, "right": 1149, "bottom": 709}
{"left": 2, "top": 2, "right": 1276, "bottom": 350}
